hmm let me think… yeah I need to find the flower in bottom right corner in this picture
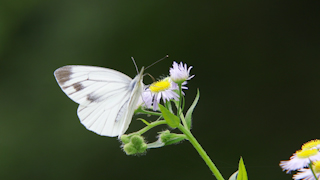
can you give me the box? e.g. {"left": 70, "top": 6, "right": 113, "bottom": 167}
{"left": 293, "top": 161, "right": 320, "bottom": 180}
{"left": 280, "top": 149, "right": 320, "bottom": 173}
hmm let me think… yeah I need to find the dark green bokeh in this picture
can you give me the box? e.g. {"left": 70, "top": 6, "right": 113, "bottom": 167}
{"left": 1, "top": 1, "right": 320, "bottom": 179}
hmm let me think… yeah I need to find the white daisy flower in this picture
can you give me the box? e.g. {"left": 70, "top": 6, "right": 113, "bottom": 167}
{"left": 293, "top": 161, "right": 320, "bottom": 180}
{"left": 142, "top": 77, "right": 180, "bottom": 111}
{"left": 280, "top": 149, "right": 320, "bottom": 173}
{"left": 141, "top": 90, "right": 153, "bottom": 108}
{"left": 169, "top": 61, "right": 194, "bottom": 84}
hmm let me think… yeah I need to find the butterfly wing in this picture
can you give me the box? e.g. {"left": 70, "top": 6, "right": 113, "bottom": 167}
{"left": 118, "top": 67, "right": 144, "bottom": 136}
{"left": 54, "top": 65, "right": 143, "bottom": 137}
{"left": 54, "top": 65, "right": 132, "bottom": 107}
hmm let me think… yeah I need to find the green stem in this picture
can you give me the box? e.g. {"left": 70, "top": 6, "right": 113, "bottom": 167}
{"left": 178, "top": 124, "right": 224, "bottom": 180}
{"left": 179, "top": 111, "right": 188, "bottom": 128}
{"left": 135, "top": 107, "right": 162, "bottom": 116}
{"left": 177, "top": 83, "right": 182, "bottom": 116}
{"left": 309, "top": 162, "right": 318, "bottom": 180}
{"left": 135, "top": 120, "right": 167, "bottom": 135}
{"left": 177, "top": 84, "right": 189, "bottom": 129}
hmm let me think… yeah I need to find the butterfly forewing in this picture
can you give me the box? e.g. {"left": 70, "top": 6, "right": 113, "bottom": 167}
{"left": 54, "top": 65, "right": 144, "bottom": 137}
{"left": 54, "top": 65, "right": 132, "bottom": 106}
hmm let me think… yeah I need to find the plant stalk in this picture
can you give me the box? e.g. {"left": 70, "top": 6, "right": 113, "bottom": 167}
{"left": 178, "top": 124, "right": 224, "bottom": 180}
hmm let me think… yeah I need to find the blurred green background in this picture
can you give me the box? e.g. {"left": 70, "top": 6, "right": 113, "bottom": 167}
{"left": 1, "top": 1, "right": 320, "bottom": 179}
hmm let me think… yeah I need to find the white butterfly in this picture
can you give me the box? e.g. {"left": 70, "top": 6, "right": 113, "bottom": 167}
{"left": 54, "top": 65, "right": 144, "bottom": 137}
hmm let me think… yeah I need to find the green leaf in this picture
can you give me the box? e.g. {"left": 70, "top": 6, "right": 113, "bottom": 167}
{"left": 237, "top": 157, "right": 248, "bottom": 180}
{"left": 137, "top": 118, "right": 150, "bottom": 126}
{"left": 163, "top": 135, "right": 186, "bottom": 146}
{"left": 165, "top": 100, "right": 173, "bottom": 113}
{"left": 173, "top": 99, "right": 179, "bottom": 110}
{"left": 158, "top": 104, "right": 180, "bottom": 128}
{"left": 185, "top": 89, "right": 200, "bottom": 129}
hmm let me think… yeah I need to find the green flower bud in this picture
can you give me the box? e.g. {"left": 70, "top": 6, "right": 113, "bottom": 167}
{"left": 159, "top": 130, "right": 172, "bottom": 142}
{"left": 122, "top": 135, "right": 147, "bottom": 155}
{"left": 120, "top": 134, "right": 130, "bottom": 144}
{"left": 130, "top": 135, "right": 145, "bottom": 146}
{"left": 123, "top": 143, "right": 137, "bottom": 155}
{"left": 159, "top": 130, "right": 186, "bottom": 146}
{"left": 137, "top": 143, "right": 148, "bottom": 153}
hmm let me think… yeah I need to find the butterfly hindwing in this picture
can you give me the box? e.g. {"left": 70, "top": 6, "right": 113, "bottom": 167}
{"left": 77, "top": 93, "right": 130, "bottom": 137}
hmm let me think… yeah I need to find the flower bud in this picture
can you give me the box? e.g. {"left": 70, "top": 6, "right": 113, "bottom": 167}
{"left": 130, "top": 135, "right": 145, "bottom": 146}
{"left": 137, "top": 143, "right": 148, "bottom": 153}
{"left": 123, "top": 143, "right": 137, "bottom": 155}
{"left": 122, "top": 135, "right": 147, "bottom": 155}
{"left": 120, "top": 134, "right": 130, "bottom": 144}
{"left": 169, "top": 61, "right": 194, "bottom": 84}
{"left": 159, "top": 130, "right": 186, "bottom": 146}
{"left": 159, "top": 130, "right": 172, "bottom": 142}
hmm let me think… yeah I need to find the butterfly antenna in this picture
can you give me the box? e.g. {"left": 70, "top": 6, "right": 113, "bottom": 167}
{"left": 131, "top": 57, "right": 139, "bottom": 74}
{"left": 145, "top": 54, "right": 169, "bottom": 70}
{"left": 143, "top": 73, "right": 156, "bottom": 82}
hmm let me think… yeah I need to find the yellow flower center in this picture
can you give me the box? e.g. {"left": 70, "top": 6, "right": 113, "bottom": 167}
{"left": 313, "top": 161, "right": 320, "bottom": 173}
{"left": 149, "top": 79, "right": 171, "bottom": 93}
{"left": 302, "top": 139, "right": 320, "bottom": 150}
{"left": 296, "top": 149, "right": 318, "bottom": 158}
